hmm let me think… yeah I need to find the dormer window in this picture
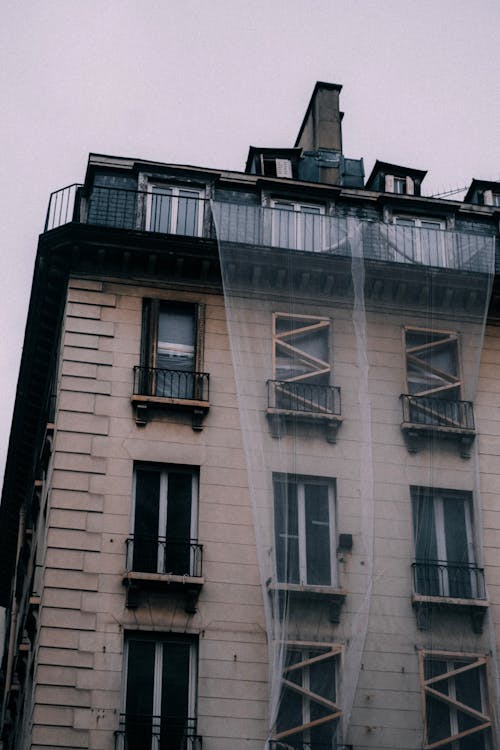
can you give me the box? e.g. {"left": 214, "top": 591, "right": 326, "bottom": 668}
{"left": 386, "top": 175, "right": 414, "bottom": 195}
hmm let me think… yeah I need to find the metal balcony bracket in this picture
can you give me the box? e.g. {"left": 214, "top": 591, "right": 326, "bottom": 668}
{"left": 267, "top": 410, "right": 343, "bottom": 443}
{"left": 401, "top": 423, "right": 476, "bottom": 458}
{"left": 125, "top": 580, "right": 140, "bottom": 609}
{"left": 134, "top": 403, "right": 148, "bottom": 426}
{"left": 413, "top": 595, "right": 488, "bottom": 634}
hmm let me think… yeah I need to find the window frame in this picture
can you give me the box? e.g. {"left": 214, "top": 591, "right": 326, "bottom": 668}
{"left": 140, "top": 299, "right": 206, "bottom": 399}
{"left": 403, "top": 326, "right": 462, "bottom": 401}
{"left": 146, "top": 183, "right": 205, "bottom": 237}
{"left": 121, "top": 633, "right": 198, "bottom": 750}
{"left": 419, "top": 650, "right": 492, "bottom": 750}
{"left": 273, "top": 473, "right": 337, "bottom": 588}
{"left": 411, "top": 487, "right": 478, "bottom": 599}
{"left": 272, "top": 312, "right": 331, "bottom": 386}
{"left": 129, "top": 463, "right": 199, "bottom": 576}
{"left": 274, "top": 641, "right": 342, "bottom": 745}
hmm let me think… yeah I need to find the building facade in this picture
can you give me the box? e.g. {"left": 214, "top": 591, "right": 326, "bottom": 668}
{"left": 1, "top": 82, "right": 500, "bottom": 750}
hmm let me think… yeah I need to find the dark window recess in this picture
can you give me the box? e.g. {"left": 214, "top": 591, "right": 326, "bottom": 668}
{"left": 121, "top": 634, "right": 200, "bottom": 750}
{"left": 130, "top": 466, "right": 199, "bottom": 577}
{"left": 87, "top": 173, "right": 138, "bottom": 229}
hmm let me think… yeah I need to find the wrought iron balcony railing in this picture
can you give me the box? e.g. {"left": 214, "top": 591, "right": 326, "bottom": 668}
{"left": 268, "top": 380, "right": 341, "bottom": 416}
{"left": 115, "top": 714, "right": 201, "bottom": 750}
{"left": 44, "top": 186, "right": 494, "bottom": 273}
{"left": 401, "top": 394, "right": 475, "bottom": 431}
{"left": 126, "top": 536, "right": 203, "bottom": 578}
{"left": 133, "top": 366, "right": 210, "bottom": 402}
{"left": 412, "top": 560, "right": 486, "bottom": 600}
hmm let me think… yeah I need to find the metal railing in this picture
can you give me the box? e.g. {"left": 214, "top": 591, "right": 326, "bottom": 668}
{"left": 126, "top": 537, "right": 203, "bottom": 577}
{"left": 45, "top": 183, "right": 211, "bottom": 237}
{"left": 401, "top": 394, "right": 475, "bottom": 431}
{"left": 412, "top": 560, "right": 486, "bottom": 600}
{"left": 268, "top": 380, "right": 341, "bottom": 416}
{"left": 44, "top": 186, "right": 495, "bottom": 273}
{"left": 133, "top": 366, "right": 210, "bottom": 402}
{"left": 115, "top": 715, "right": 201, "bottom": 750}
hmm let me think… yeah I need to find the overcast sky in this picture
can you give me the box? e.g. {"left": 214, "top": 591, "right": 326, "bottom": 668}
{"left": 1, "top": 0, "right": 499, "bottom": 480}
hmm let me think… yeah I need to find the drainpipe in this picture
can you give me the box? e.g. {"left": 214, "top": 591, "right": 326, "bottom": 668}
{"left": 1, "top": 507, "right": 26, "bottom": 730}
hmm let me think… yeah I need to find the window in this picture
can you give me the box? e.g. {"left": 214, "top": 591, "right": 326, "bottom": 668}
{"left": 405, "top": 327, "right": 460, "bottom": 401}
{"left": 274, "top": 643, "right": 341, "bottom": 749}
{"left": 271, "top": 200, "right": 325, "bottom": 251}
{"left": 411, "top": 487, "right": 482, "bottom": 600}
{"left": 129, "top": 465, "right": 199, "bottom": 577}
{"left": 393, "top": 215, "right": 446, "bottom": 266}
{"left": 139, "top": 299, "right": 206, "bottom": 400}
{"left": 271, "top": 313, "right": 336, "bottom": 413}
{"left": 394, "top": 176, "right": 407, "bottom": 194}
{"left": 120, "top": 633, "right": 199, "bottom": 750}
{"left": 420, "top": 651, "right": 491, "bottom": 750}
{"left": 147, "top": 184, "right": 204, "bottom": 237}
{"left": 493, "top": 193, "right": 500, "bottom": 207}
{"left": 274, "top": 475, "right": 336, "bottom": 587}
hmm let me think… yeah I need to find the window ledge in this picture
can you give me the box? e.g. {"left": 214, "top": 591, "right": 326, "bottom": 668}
{"left": 123, "top": 571, "right": 204, "bottom": 613}
{"left": 131, "top": 395, "right": 209, "bottom": 430}
{"left": 267, "top": 409, "right": 343, "bottom": 443}
{"left": 401, "top": 422, "right": 476, "bottom": 458}
{"left": 267, "top": 581, "right": 347, "bottom": 622}
{"left": 412, "top": 592, "right": 488, "bottom": 633}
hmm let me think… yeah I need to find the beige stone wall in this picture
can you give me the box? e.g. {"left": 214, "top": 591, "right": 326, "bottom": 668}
{"left": 29, "top": 275, "right": 500, "bottom": 749}
{"left": 31, "top": 277, "right": 267, "bottom": 749}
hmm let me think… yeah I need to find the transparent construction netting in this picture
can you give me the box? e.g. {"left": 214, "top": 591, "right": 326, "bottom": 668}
{"left": 212, "top": 203, "right": 496, "bottom": 749}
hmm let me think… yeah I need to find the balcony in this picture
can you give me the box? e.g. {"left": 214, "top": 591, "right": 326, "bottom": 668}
{"left": 400, "top": 394, "right": 476, "bottom": 457}
{"left": 267, "top": 380, "right": 342, "bottom": 443}
{"left": 45, "top": 186, "right": 493, "bottom": 273}
{"left": 131, "top": 366, "right": 210, "bottom": 429}
{"left": 411, "top": 560, "right": 488, "bottom": 633}
{"left": 115, "top": 715, "right": 201, "bottom": 750}
{"left": 123, "top": 537, "right": 204, "bottom": 612}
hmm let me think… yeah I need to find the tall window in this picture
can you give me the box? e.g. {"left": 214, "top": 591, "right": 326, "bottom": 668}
{"left": 274, "top": 475, "right": 336, "bottom": 587}
{"left": 272, "top": 313, "right": 332, "bottom": 414}
{"left": 420, "top": 652, "right": 491, "bottom": 750}
{"left": 130, "top": 465, "right": 199, "bottom": 577}
{"left": 411, "top": 487, "right": 478, "bottom": 599}
{"left": 121, "top": 633, "right": 198, "bottom": 750}
{"left": 147, "top": 185, "right": 203, "bottom": 237}
{"left": 271, "top": 200, "right": 325, "bottom": 251}
{"left": 274, "top": 643, "right": 341, "bottom": 749}
{"left": 141, "top": 300, "right": 205, "bottom": 399}
{"left": 405, "top": 328, "right": 460, "bottom": 401}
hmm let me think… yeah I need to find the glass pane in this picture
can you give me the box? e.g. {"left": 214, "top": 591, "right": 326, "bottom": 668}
{"left": 274, "top": 478, "right": 299, "bottom": 583}
{"left": 305, "top": 483, "right": 331, "bottom": 585}
{"left": 157, "top": 303, "right": 195, "bottom": 398}
{"left": 444, "top": 498, "right": 472, "bottom": 597}
{"left": 126, "top": 639, "right": 156, "bottom": 750}
{"left": 177, "top": 189, "right": 200, "bottom": 236}
{"left": 412, "top": 492, "right": 439, "bottom": 595}
{"left": 150, "top": 187, "right": 172, "bottom": 233}
{"left": 165, "top": 472, "right": 193, "bottom": 575}
{"left": 133, "top": 469, "right": 161, "bottom": 572}
{"left": 160, "top": 642, "right": 192, "bottom": 750}
{"left": 275, "top": 315, "right": 329, "bottom": 384}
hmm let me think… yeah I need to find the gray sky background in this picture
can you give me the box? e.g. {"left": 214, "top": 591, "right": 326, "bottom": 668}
{"left": 1, "top": 0, "right": 499, "bottom": 481}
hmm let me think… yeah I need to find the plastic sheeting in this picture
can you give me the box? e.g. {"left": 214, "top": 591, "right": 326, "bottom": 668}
{"left": 212, "top": 202, "right": 496, "bottom": 749}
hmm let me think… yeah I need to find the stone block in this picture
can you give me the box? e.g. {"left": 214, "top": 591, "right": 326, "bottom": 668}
{"left": 44, "top": 568, "right": 99, "bottom": 592}
{"left": 58, "top": 391, "right": 95, "bottom": 414}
